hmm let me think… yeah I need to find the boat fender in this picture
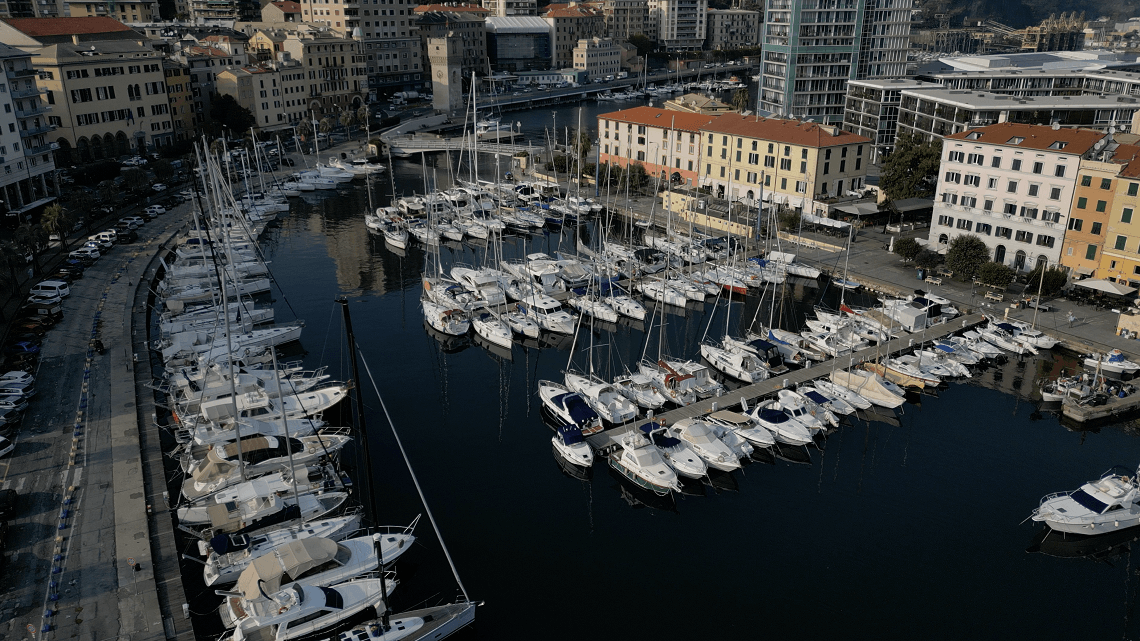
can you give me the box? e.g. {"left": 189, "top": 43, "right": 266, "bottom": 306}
{"left": 278, "top": 607, "right": 287, "bottom": 614}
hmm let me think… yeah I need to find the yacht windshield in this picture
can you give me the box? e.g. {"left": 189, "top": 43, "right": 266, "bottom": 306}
{"left": 1070, "top": 489, "right": 1111, "bottom": 514}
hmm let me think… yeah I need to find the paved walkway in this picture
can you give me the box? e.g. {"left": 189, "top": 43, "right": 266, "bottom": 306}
{"left": 0, "top": 203, "right": 192, "bottom": 641}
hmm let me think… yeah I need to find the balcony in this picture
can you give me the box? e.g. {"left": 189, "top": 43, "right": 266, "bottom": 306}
{"left": 5, "top": 67, "right": 37, "bottom": 78}
{"left": 10, "top": 86, "right": 45, "bottom": 100}
{"left": 19, "top": 124, "right": 52, "bottom": 138}
{"left": 23, "top": 142, "right": 53, "bottom": 156}
{"left": 15, "top": 104, "right": 50, "bottom": 118}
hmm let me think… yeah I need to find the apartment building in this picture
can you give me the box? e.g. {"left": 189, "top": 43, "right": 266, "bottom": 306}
{"left": 705, "top": 8, "right": 759, "bottom": 51}
{"left": 1060, "top": 156, "right": 1120, "bottom": 279}
{"left": 572, "top": 37, "right": 618, "bottom": 80}
{"left": 34, "top": 40, "right": 174, "bottom": 162}
{"left": 599, "top": 0, "right": 647, "bottom": 42}
{"left": 280, "top": 30, "right": 366, "bottom": 115}
{"left": 485, "top": 16, "right": 551, "bottom": 72}
{"left": 597, "top": 106, "right": 718, "bottom": 187}
{"left": 162, "top": 58, "right": 195, "bottom": 140}
{"left": 416, "top": 11, "right": 487, "bottom": 80}
{"left": 927, "top": 123, "right": 1106, "bottom": 272}
{"left": 545, "top": 4, "right": 604, "bottom": 70}
{"left": 648, "top": 0, "right": 706, "bottom": 51}
{"left": 261, "top": 0, "right": 303, "bottom": 21}
{"left": 760, "top": 0, "right": 912, "bottom": 125}
{"left": 842, "top": 78, "right": 937, "bottom": 163}
{"left": 481, "top": 0, "right": 536, "bottom": 17}
{"left": 353, "top": 0, "right": 422, "bottom": 94}
{"left": 1095, "top": 146, "right": 1140, "bottom": 287}
{"left": 0, "top": 43, "right": 58, "bottom": 221}
{"left": 700, "top": 114, "right": 870, "bottom": 209}
{"left": 66, "top": 0, "right": 159, "bottom": 22}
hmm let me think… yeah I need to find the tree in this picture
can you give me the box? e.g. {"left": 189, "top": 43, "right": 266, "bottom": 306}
{"left": 945, "top": 234, "right": 990, "bottom": 280}
{"left": 122, "top": 167, "right": 149, "bottom": 193}
{"left": 628, "top": 34, "right": 654, "bottom": 58}
{"left": 978, "top": 261, "right": 1015, "bottom": 288}
{"left": 627, "top": 162, "right": 649, "bottom": 191}
{"left": 209, "top": 93, "right": 256, "bottom": 136}
{"left": 319, "top": 117, "right": 335, "bottom": 136}
{"left": 915, "top": 249, "right": 942, "bottom": 271}
{"left": 41, "top": 203, "right": 69, "bottom": 250}
{"left": 153, "top": 159, "right": 174, "bottom": 183}
{"left": 339, "top": 109, "right": 356, "bottom": 138}
{"left": 570, "top": 127, "right": 592, "bottom": 160}
{"left": 879, "top": 133, "right": 942, "bottom": 201}
{"left": 297, "top": 118, "right": 314, "bottom": 138}
{"left": 778, "top": 208, "right": 801, "bottom": 232}
{"left": 1026, "top": 266, "right": 1068, "bottom": 298}
{"left": 893, "top": 237, "right": 921, "bottom": 261}
{"left": 731, "top": 88, "right": 749, "bottom": 113}
{"left": 357, "top": 105, "right": 370, "bottom": 131}
{"left": 13, "top": 223, "right": 48, "bottom": 275}
{"left": 97, "top": 179, "right": 119, "bottom": 205}
{"left": 0, "top": 240, "right": 24, "bottom": 297}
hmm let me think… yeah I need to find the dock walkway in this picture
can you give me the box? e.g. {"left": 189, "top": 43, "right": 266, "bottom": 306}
{"left": 587, "top": 313, "right": 986, "bottom": 449}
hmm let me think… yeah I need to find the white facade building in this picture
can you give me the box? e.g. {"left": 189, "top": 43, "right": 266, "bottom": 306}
{"left": 648, "top": 0, "right": 706, "bottom": 51}
{"left": 927, "top": 122, "right": 1106, "bottom": 271}
{"left": 573, "top": 37, "right": 619, "bottom": 80}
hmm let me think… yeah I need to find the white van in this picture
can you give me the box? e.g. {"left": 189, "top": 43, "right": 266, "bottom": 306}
{"left": 32, "top": 280, "right": 70, "bottom": 299}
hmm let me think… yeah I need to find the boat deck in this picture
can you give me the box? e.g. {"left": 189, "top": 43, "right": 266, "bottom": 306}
{"left": 587, "top": 313, "right": 987, "bottom": 451}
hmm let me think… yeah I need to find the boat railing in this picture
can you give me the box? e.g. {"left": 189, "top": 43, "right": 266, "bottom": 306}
{"left": 319, "top": 426, "right": 354, "bottom": 437}
{"left": 1038, "top": 491, "right": 1070, "bottom": 507}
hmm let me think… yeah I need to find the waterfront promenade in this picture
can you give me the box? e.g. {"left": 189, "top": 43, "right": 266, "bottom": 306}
{"left": 0, "top": 204, "right": 192, "bottom": 641}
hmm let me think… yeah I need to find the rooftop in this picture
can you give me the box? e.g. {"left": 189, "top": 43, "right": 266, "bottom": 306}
{"left": 945, "top": 122, "right": 1105, "bottom": 155}
{"left": 916, "top": 49, "right": 1140, "bottom": 75}
{"left": 2, "top": 16, "right": 134, "bottom": 37}
{"left": 416, "top": 11, "right": 486, "bottom": 24}
{"left": 544, "top": 5, "right": 600, "bottom": 18}
{"left": 599, "top": 106, "right": 720, "bottom": 133}
{"left": 901, "top": 86, "right": 1140, "bottom": 109}
{"left": 269, "top": 0, "right": 302, "bottom": 12}
{"left": 412, "top": 3, "right": 489, "bottom": 13}
{"left": 703, "top": 113, "right": 872, "bottom": 147}
{"left": 485, "top": 16, "right": 550, "bottom": 32}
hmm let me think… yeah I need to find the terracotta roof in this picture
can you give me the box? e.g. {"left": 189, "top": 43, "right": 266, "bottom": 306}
{"left": 544, "top": 5, "right": 600, "bottom": 17}
{"left": 202, "top": 34, "right": 233, "bottom": 42}
{"left": 269, "top": 0, "right": 302, "bottom": 11}
{"left": 1113, "top": 143, "right": 1140, "bottom": 178}
{"left": 2, "top": 16, "right": 132, "bottom": 37}
{"left": 412, "top": 3, "right": 489, "bottom": 13}
{"left": 598, "top": 106, "right": 720, "bottom": 134}
{"left": 700, "top": 113, "right": 870, "bottom": 147}
{"left": 945, "top": 122, "right": 1105, "bottom": 156}
{"left": 187, "top": 45, "right": 231, "bottom": 57}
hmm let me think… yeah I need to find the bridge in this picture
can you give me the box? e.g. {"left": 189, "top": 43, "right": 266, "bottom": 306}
{"left": 386, "top": 135, "right": 538, "bottom": 157}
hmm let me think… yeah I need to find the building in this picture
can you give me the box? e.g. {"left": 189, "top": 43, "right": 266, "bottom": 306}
{"left": 0, "top": 43, "right": 59, "bottom": 221}
{"left": 1099, "top": 145, "right": 1140, "bottom": 287}
{"left": 664, "top": 92, "right": 735, "bottom": 114}
{"left": 481, "top": 0, "right": 536, "bottom": 17}
{"left": 280, "top": 30, "right": 366, "bottom": 115}
{"left": 599, "top": 0, "right": 647, "bottom": 42}
{"left": 416, "top": 11, "right": 487, "bottom": 81}
{"left": 485, "top": 16, "right": 551, "bottom": 72}
{"left": 648, "top": 0, "right": 706, "bottom": 51}
{"left": 760, "top": 0, "right": 913, "bottom": 125}
{"left": 842, "top": 78, "right": 939, "bottom": 163}
{"left": 162, "top": 58, "right": 195, "bottom": 140}
{"left": 261, "top": 1, "right": 302, "bottom": 22}
{"left": 545, "top": 4, "right": 604, "bottom": 70}
{"left": 1021, "top": 12, "right": 1086, "bottom": 52}
{"left": 699, "top": 114, "right": 871, "bottom": 210}
{"left": 66, "top": 0, "right": 159, "bottom": 23}
{"left": 427, "top": 35, "right": 463, "bottom": 114}
{"left": 705, "top": 8, "right": 759, "bottom": 51}
{"left": 572, "top": 36, "right": 618, "bottom": 80}
{"left": 926, "top": 123, "right": 1106, "bottom": 272}
{"left": 0, "top": 0, "right": 65, "bottom": 17}
{"left": 1060, "top": 154, "right": 1121, "bottom": 278}
{"left": 597, "top": 106, "right": 718, "bottom": 187}
{"left": 912, "top": 50, "right": 1140, "bottom": 86}
{"left": 0, "top": 16, "right": 143, "bottom": 47}
{"left": 33, "top": 39, "right": 175, "bottom": 162}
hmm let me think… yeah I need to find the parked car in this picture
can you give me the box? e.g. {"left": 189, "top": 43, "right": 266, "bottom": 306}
{"left": 145, "top": 205, "right": 166, "bottom": 216}
{"left": 86, "top": 236, "right": 112, "bottom": 251}
{"left": 0, "top": 397, "right": 27, "bottom": 414}
{"left": 115, "top": 228, "right": 139, "bottom": 244}
{"left": 19, "top": 301, "right": 62, "bottom": 324}
{"left": 26, "top": 292, "right": 61, "bottom": 306}
{"left": 3, "top": 343, "right": 39, "bottom": 358}
{"left": 69, "top": 248, "right": 99, "bottom": 262}
{"left": 11, "top": 320, "right": 48, "bottom": 337}
{"left": 119, "top": 216, "right": 143, "bottom": 228}
{"left": 31, "top": 280, "right": 70, "bottom": 299}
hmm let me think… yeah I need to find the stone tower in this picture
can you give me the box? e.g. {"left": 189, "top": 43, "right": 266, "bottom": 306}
{"left": 427, "top": 34, "right": 464, "bottom": 115}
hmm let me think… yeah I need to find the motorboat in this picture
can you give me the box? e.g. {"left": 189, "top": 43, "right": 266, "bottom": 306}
{"left": 607, "top": 430, "right": 683, "bottom": 495}
{"left": 929, "top": 340, "right": 982, "bottom": 366}
{"left": 421, "top": 295, "right": 470, "bottom": 336}
{"left": 1084, "top": 349, "right": 1140, "bottom": 377}
{"left": 202, "top": 512, "right": 369, "bottom": 586}
{"left": 636, "top": 279, "right": 688, "bottom": 307}
{"left": 638, "top": 423, "right": 707, "bottom": 479}
{"left": 1001, "top": 319, "right": 1058, "bottom": 349}
{"left": 567, "top": 294, "right": 619, "bottom": 324}
{"left": 450, "top": 267, "right": 507, "bottom": 306}
{"left": 747, "top": 405, "right": 814, "bottom": 446}
{"left": 1040, "top": 374, "right": 1097, "bottom": 404}
{"left": 612, "top": 370, "right": 668, "bottom": 410}
{"left": 956, "top": 332, "right": 1005, "bottom": 359}
{"left": 828, "top": 369, "right": 905, "bottom": 409}
{"left": 699, "top": 342, "right": 768, "bottom": 383}
{"left": 977, "top": 324, "right": 1037, "bottom": 355}
{"left": 179, "top": 483, "right": 349, "bottom": 539}
{"left": 754, "top": 328, "right": 826, "bottom": 367}
{"left": 665, "top": 418, "right": 741, "bottom": 472}
{"left": 704, "top": 409, "right": 775, "bottom": 450}
{"left": 182, "top": 433, "right": 352, "bottom": 481}
{"left": 721, "top": 336, "right": 790, "bottom": 375}
{"left": 517, "top": 293, "right": 575, "bottom": 334}
{"left": 564, "top": 372, "right": 638, "bottom": 424}
{"left": 537, "top": 380, "right": 603, "bottom": 435}
{"left": 813, "top": 379, "right": 873, "bottom": 411}
{"left": 798, "top": 385, "right": 856, "bottom": 416}
{"left": 552, "top": 424, "right": 593, "bottom": 468}
{"left": 663, "top": 359, "right": 725, "bottom": 399}
{"left": 182, "top": 458, "right": 338, "bottom": 504}
{"left": 1031, "top": 465, "right": 1140, "bottom": 534}
{"left": 774, "top": 388, "right": 836, "bottom": 430}
{"left": 469, "top": 305, "right": 513, "bottom": 349}
{"left": 224, "top": 576, "right": 395, "bottom": 641}
{"left": 881, "top": 356, "right": 942, "bottom": 386}
{"left": 180, "top": 385, "right": 349, "bottom": 427}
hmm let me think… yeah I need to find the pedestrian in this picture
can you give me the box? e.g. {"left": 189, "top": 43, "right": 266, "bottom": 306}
{"left": 1068, "top": 311, "right": 1076, "bottom": 328}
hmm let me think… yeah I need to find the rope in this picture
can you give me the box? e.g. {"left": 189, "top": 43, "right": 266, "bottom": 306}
{"left": 357, "top": 348, "right": 471, "bottom": 602}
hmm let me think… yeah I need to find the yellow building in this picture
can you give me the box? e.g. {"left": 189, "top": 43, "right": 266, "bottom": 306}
{"left": 163, "top": 59, "right": 195, "bottom": 141}
{"left": 1061, "top": 157, "right": 1119, "bottom": 279}
{"left": 1099, "top": 144, "right": 1140, "bottom": 288}
{"left": 699, "top": 113, "right": 871, "bottom": 213}
{"left": 65, "top": 0, "right": 159, "bottom": 23}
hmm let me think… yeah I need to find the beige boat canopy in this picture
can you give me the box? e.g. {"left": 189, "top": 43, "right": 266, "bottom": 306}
{"left": 236, "top": 538, "right": 340, "bottom": 598}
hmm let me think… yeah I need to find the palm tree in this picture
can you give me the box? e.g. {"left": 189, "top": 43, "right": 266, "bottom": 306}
{"left": 14, "top": 223, "right": 48, "bottom": 275}
{"left": 731, "top": 88, "right": 749, "bottom": 113}
{"left": 41, "top": 203, "right": 69, "bottom": 251}
{"left": 356, "top": 105, "right": 370, "bottom": 133}
{"left": 339, "top": 109, "right": 356, "bottom": 139}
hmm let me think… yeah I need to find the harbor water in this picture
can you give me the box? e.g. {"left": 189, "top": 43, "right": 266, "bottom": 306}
{"left": 253, "top": 141, "right": 1140, "bottom": 639}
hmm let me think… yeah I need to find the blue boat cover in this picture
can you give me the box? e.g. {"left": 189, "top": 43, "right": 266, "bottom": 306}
{"left": 804, "top": 390, "right": 830, "bottom": 405}
{"left": 748, "top": 339, "right": 777, "bottom": 353}
{"left": 1109, "top": 351, "right": 1126, "bottom": 363}
{"left": 935, "top": 343, "right": 954, "bottom": 353}
{"left": 996, "top": 322, "right": 1016, "bottom": 332}
{"left": 758, "top": 408, "right": 789, "bottom": 423}
{"left": 767, "top": 330, "right": 790, "bottom": 345}
{"left": 638, "top": 422, "right": 659, "bottom": 435}
{"left": 639, "top": 422, "right": 680, "bottom": 447}
{"left": 571, "top": 287, "right": 587, "bottom": 296}
{"left": 558, "top": 424, "right": 585, "bottom": 445}
{"left": 562, "top": 394, "right": 598, "bottom": 424}
{"left": 914, "top": 297, "right": 931, "bottom": 306}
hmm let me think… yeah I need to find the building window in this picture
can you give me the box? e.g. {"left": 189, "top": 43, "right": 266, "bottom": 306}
{"left": 1011, "top": 159, "right": 1022, "bottom": 171}
{"left": 937, "top": 215, "right": 953, "bottom": 226}
{"left": 1028, "top": 184, "right": 1038, "bottom": 197}
{"left": 991, "top": 157, "right": 1001, "bottom": 169}
{"left": 1069, "top": 218, "right": 1083, "bottom": 231}
{"left": 1076, "top": 197, "right": 1087, "bottom": 209}
{"left": 1007, "top": 181, "right": 1017, "bottom": 193}
{"left": 1055, "top": 165, "right": 1066, "bottom": 178}
{"left": 1102, "top": 178, "right": 1113, "bottom": 190}
{"left": 1130, "top": 183, "right": 1139, "bottom": 196}
{"left": 1092, "top": 222, "right": 1102, "bottom": 235}
{"left": 984, "top": 199, "right": 993, "bottom": 211}
{"left": 1081, "top": 175, "right": 1092, "bottom": 187}
{"left": 1096, "top": 200, "right": 1107, "bottom": 213}
{"left": 1086, "top": 245, "right": 1097, "bottom": 260}
{"left": 1004, "top": 203, "right": 1017, "bottom": 215}
{"left": 1124, "top": 208, "right": 1134, "bottom": 224}
{"left": 823, "top": 162, "right": 829, "bottom": 175}
{"left": 1116, "top": 235, "right": 1128, "bottom": 251}
{"left": 1032, "top": 162, "right": 1042, "bottom": 174}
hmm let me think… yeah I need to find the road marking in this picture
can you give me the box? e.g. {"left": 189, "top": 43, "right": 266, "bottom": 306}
{"left": 14, "top": 476, "right": 25, "bottom": 493}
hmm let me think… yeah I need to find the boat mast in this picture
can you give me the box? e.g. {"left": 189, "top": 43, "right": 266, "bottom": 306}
{"left": 269, "top": 347, "right": 303, "bottom": 519}
{"left": 338, "top": 297, "right": 391, "bottom": 629}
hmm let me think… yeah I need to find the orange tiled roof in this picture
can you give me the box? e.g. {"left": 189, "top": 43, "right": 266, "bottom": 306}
{"left": 702, "top": 113, "right": 871, "bottom": 147}
{"left": 598, "top": 106, "right": 720, "bottom": 133}
{"left": 945, "top": 122, "right": 1105, "bottom": 156}
{"left": 269, "top": 0, "right": 302, "bottom": 12}
{"left": 2, "top": 16, "right": 132, "bottom": 36}
{"left": 412, "top": 4, "right": 489, "bottom": 13}
{"left": 1113, "top": 143, "right": 1140, "bottom": 178}
{"left": 544, "top": 5, "right": 600, "bottom": 17}
{"left": 187, "top": 45, "right": 231, "bottom": 57}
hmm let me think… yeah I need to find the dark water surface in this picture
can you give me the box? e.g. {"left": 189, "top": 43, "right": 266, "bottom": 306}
{"left": 254, "top": 171, "right": 1140, "bottom": 640}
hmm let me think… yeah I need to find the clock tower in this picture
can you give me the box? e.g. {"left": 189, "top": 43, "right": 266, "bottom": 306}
{"left": 427, "top": 35, "right": 464, "bottom": 115}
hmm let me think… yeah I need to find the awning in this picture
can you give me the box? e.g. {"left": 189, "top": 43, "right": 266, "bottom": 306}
{"left": 1073, "top": 266, "right": 1095, "bottom": 276}
{"left": 891, "top": 197, "right": 934, "bottom": 213}
{"left": 237, "top": 538, "right": 340, "bottom": 598}
{"left": 1075, "top": 279, "right": 1137, "bottom": 295}
{"left": 834, "top": 202, "right": 880, "bottom": 217}
{"left": 801, "top": 213, "right": 850, "bottom": 229}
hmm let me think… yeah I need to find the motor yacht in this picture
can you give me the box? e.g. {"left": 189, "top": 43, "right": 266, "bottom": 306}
{"left": 564, "top": 372, "right": 638, "bottom": 424}
{"left": 1031, "top": 466, "right": 1140, "bottom": 534}
{"left": 747, "top": 405, "right": 814, "bottom": 446}
{"left": 612, "top": 370, "right": 668, "bottom": 410}
{"left": 537, "top": 380, "right": 603, "bottom": 435}
{"left": 552, "top": 424, "right": 594, "bottom": 468}
{"left": 813, "top": 379, "right": 873, "bottom": 411}
{"left": 704, "top": 409, "right": 775, "bottom": 451}
{"left": 224, "top": 576, "right": 396, "bottom": 641}
{"left": 608, "top": 431, "right": 683, "bottom": 495}
{"left": 638, "top": 423, "right": 707, "bottom": 479}
{"left": 1084, "top": 349, "right": 1140, "bottom": 377}
{"left": 828, "top": 369, "right": 905, "bottom": 409}
{"left": 665, "top": 418, "right": 741, "bottom": 472}
{"left": 699, "top": 342, "right": 768, "bottom": 383}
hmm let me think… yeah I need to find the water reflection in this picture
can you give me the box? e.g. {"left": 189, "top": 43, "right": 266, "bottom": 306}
{"left": 1027, "top": 526, "right": 1140, "bottom": 563}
